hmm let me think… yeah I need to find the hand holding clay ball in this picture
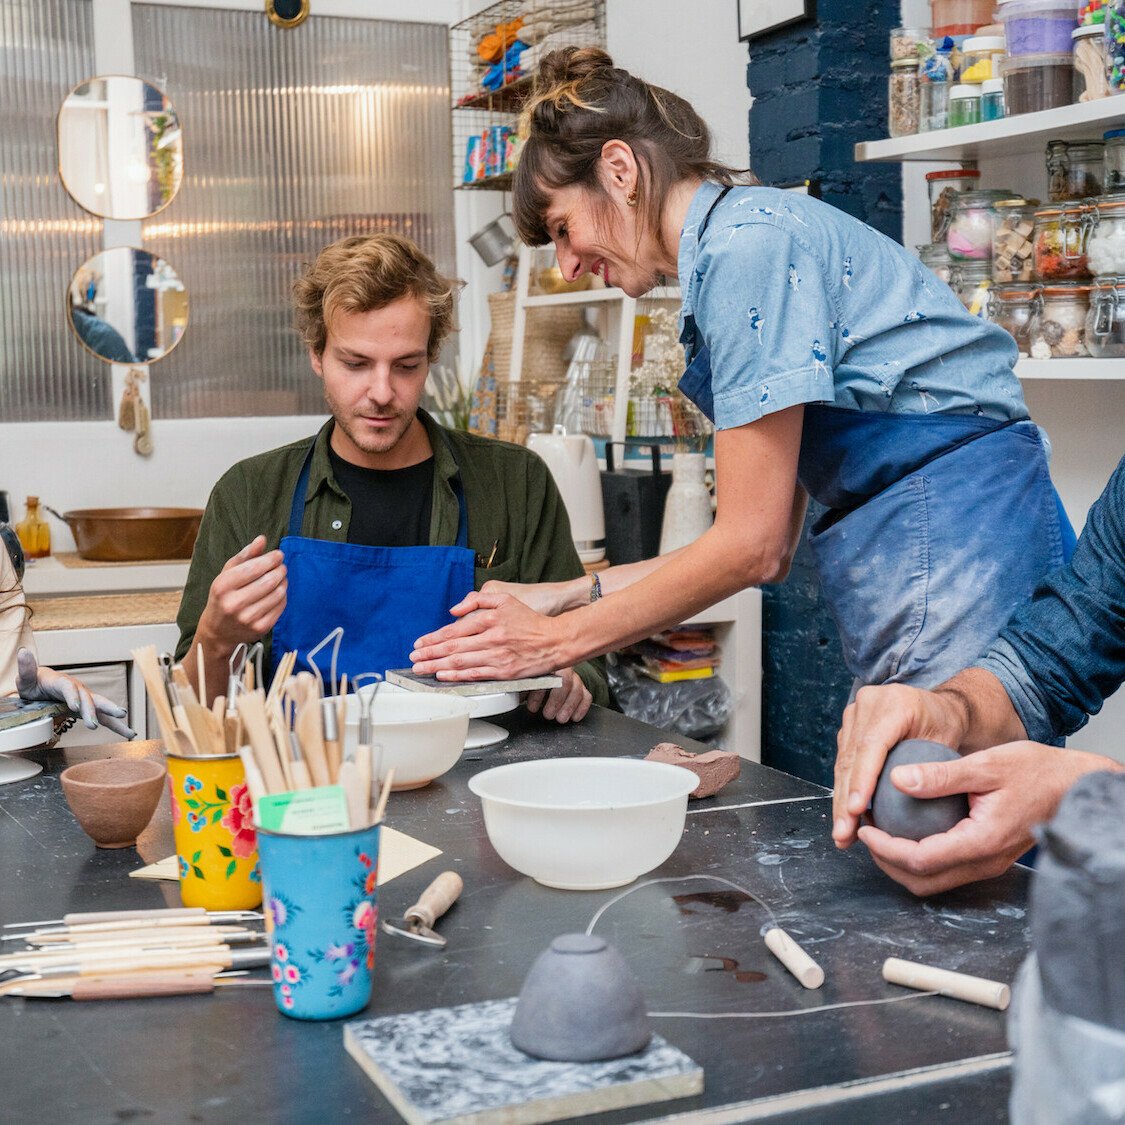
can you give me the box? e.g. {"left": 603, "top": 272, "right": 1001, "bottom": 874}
{"left": 870, "top": 740, "right": 970, "bottom": 842}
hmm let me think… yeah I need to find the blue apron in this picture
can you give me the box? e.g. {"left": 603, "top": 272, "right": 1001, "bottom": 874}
{"left": 270, "top": 437, "right": 475, "bottom": 684}
{"left": 678, "top": 189, "right": 1076, "bottom": 689}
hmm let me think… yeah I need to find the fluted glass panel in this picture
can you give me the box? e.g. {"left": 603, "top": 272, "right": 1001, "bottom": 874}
{"left": 0, "top": 0, "right": 106, "bottom": 423}
{"left": 134, "top": 6, "right": 454, "bottom": 418}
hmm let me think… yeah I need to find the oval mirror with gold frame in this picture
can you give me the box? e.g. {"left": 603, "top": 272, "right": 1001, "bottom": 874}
{"left": 57, "top": 75, "right": 183, "bottom": 220}
{"left": 266, "top": 0, "right": 310, "bottom": 29}
{"left": 68, "top": 247, "right": 189, "bottom": 365}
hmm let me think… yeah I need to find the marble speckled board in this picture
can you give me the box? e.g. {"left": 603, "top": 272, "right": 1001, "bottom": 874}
{"left": 343, "top": 997, "right": 702, "bottom": 1125}
{"left": 386, "top": 669, "right": 562, "bottom": 697}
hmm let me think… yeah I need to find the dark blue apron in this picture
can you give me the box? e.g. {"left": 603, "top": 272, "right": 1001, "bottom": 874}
{"left": 271, "top": 436, "right": 475, "bottom": 684}
{"left": 678, "top": 188, "right": 1076, "bottom": 688}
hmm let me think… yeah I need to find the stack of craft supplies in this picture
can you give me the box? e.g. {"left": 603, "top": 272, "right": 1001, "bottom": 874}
{"left": 628, "top": 627, "right": 720, "bottom": 683}
{"left": 0, "top": 907, "right": 270, "bottom": 1000}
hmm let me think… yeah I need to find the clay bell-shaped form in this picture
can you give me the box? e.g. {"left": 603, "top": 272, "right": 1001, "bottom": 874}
{"left": 871, "top": 739, "right": 970, "bottom": 841}
{"left": 510, "top": 933, "right": 652, "bottom": 1062}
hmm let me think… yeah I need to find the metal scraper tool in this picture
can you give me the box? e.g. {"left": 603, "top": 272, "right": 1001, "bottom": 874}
{"left": 381, "top": 871, "right": 463, "bottom": 949}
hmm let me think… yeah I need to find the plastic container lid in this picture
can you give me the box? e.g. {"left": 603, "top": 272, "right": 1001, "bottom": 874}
{"left": 964, "top": 35, "right": 1007, "bottom": 51}
{"left": 951, "top": 84, "right": 983, "bottom": 98}
{"left": 982, "top": 77, "right": 1006, "bottom": 93}
{"left": 997, "top": 0, "right": 1083, "bottom": 17}
{"left": 926, "top": 169, "right": 982, "bottom": 181}
{"left": 1104, "top": 128, "right": 1125, "bottom": 140}
{"left": 1073, "top": 24, "right": 1104, "bottom": 38}
{"left": 999, "top": 52, "right": 1075, "bottom": 73}
{"left": 891, "top": 57, "right": 920, "bottom": 68}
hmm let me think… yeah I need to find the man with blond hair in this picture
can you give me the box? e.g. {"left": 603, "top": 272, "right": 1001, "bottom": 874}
{"left": 176, "top": 233, "right": 605, "bottom": 721}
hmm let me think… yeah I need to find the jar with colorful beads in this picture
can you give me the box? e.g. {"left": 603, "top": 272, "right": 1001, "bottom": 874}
{"left": 1108, "top": 0, "right": 1125, "bottom": 89}
{"left": 1033, "top": 202, "right": 1092, "bottom": 280}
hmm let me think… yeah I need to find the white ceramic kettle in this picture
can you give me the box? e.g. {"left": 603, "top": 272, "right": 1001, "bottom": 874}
{"left": 526, "top": 425, "right": 605, "bottom": 564}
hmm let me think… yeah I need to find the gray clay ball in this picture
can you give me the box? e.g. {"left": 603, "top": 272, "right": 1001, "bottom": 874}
{"left": 871, "top": 739, "right": 970, "bottom": 842}
{"left": 510, "top": 933, "right": 652, "bottom": 1062}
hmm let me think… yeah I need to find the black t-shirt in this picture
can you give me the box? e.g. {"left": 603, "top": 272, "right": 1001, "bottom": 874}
{"left": 327, "top": 447, "right": 435, "bottom": 548}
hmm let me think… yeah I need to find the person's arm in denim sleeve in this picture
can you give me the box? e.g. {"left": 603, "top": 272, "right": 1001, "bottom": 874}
{"left": 695, "top": 221, "right": 838, "bottom": 429}
{"left": 976, "top": 456, "right": 1125, "bottom": 742}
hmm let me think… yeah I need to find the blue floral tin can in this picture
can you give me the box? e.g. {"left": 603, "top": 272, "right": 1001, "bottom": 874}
{"left": 258, "top": 821, "right": 381, "bottom": 1020}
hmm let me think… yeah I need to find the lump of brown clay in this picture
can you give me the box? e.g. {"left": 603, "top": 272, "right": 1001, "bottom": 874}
{"left": 644, "top": 742, "right": 740, "bottom": 799}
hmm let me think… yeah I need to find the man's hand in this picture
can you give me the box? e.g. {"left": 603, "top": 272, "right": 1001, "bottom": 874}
{"left": 16, "top": 648, "right": 136, "bottom": 739}
{"left": 197, "top": 535, "right": 287, "bottom": 652}
{"left": 857, "top": 742, "right": 1118, "bottom": 895}
{"left": 525, "top": 667, "right": 592, "bottom": 724}
{"left": 833, "top": 683, "right": 970, "bottom": 849}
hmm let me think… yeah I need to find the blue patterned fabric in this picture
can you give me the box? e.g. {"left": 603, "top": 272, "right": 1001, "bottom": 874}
{"left": 677, "top": 182, "right": 1027, "bottom": 430}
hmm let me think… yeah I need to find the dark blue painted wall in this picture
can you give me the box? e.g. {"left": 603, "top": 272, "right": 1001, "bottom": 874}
{"left": 747, "top": 0, "right": 902, "bottom": 786}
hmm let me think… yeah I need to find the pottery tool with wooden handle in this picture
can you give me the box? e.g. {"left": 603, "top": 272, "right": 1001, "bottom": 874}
{"left": 381, "top": 871, "right": 463, "bottom": 948}
{"left": 5, "top": 969, "right": 273, "bottom": 1000}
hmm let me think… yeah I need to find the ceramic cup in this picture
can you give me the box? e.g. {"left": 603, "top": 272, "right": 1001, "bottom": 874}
{"left": 60, "top": 757, "right": 167, "bottom": 848}
{"left": 257, "top": 821, "right": 381, "bottom": 1020}
{"left": 166, "top": 750, "right": 262, "bottom": 910}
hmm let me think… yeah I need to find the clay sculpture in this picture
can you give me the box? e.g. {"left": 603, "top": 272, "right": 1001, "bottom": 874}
{"left": 59, "top": 757, "right": 167, "bottom": 848}
{"left": 870, "top": 739, "right": 969, "bottom": 841}
{"left": 510, "top": 933, "right": 652, "bottom": 1062}
{"left": 644, "top": 742, "right": 740, "bottom": 798}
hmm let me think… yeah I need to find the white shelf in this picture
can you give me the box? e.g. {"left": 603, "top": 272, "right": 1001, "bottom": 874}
{"left": 1016, "top": 358, "right": 1125, "bottom": 381}
{"left": 856, "top": 96, "right": 1125, "bottom": 164}
{"left": 522, "top": 287, "right": 622, "bottom": 307}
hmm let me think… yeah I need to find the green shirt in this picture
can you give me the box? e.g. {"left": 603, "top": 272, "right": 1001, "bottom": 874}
{"left": 175, "top": 411, "right": 607, "bottom": 705}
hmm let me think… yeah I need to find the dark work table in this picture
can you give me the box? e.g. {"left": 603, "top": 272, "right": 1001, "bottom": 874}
{"left": 0, "top": 707, "right": 1025, "bottom": 1123}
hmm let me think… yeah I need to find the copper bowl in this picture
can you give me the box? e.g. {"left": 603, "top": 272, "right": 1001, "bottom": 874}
{"left": 63, "top": 507, "right": 203, "bottom": 562}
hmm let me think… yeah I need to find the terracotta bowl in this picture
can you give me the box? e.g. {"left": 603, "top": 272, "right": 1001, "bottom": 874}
{"left": 60, "top": 758, "right": 167, "bottom": 849}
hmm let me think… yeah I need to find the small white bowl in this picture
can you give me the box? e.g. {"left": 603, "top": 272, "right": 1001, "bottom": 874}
{"left": 344, "top": 691, "right": 472, "bottom": 792}
{"left": 468, "top": 758, "right": 698, "bottom": 890}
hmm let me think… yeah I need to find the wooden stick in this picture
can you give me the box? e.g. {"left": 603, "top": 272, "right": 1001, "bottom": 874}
{"left": 372, "top": 768, "right": 395, "bottom": 825}
{"left": 196, "top": 644, "right": 207, "bottom": 707}
{"left": 237, "top": 746, "right": 267, "bottom": 807}
{"left": 763, "top": 927, "right": 825, "bottom": 989}
{"left": 237, "top": 692, "right": 287, "bottom": 795}
{"left": 130, "top": 645, "right": 178, "bottom": 747}
{"left": 354, "top": 743, "right": 372, "bottom": 820}
{"left": 882, "top": 957, "right": 1010, "bottom": 1011}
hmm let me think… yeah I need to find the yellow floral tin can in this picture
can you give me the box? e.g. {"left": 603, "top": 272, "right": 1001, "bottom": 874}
{"left": 166, "top": 751, "right": 262, "bottom": 910}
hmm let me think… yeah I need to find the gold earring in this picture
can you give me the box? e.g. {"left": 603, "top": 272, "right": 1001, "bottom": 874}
{"left": 626, "top": 188, "right": 638, "bottom": 207}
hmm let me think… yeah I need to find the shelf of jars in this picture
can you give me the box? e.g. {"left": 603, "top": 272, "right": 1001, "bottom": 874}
{"left": 857, "top": 95, "right": 1125, "bottom": 163}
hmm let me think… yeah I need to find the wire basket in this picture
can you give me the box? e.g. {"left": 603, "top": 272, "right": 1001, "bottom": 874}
{"left": 575, "top": 358, "right": 618, "bottom": 437}
{"left": 495, "top": 378, "right": 563, "bottom": 445}
{"left": 449, "top": 0, "right": 606, "bottom": 191}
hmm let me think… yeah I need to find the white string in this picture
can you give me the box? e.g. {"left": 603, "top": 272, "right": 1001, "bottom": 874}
{"left": 585, "top": 873, "right": 780, "bottom": 937}
{"left": 649, "top": 992, "right": 940, "bottom": 1020}
{"left": 584, "top": 873, "right": 942, "bottom": 1022}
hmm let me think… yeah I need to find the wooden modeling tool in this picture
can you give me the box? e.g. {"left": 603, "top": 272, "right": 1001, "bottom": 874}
{"left": 372, "top": 768, "right": 395, "bottom": 825}
{"left": 5, "top": 969, "right": 273, "bottom": 1000}
{"left": 763, "top": 927, "right": 825, "bottom": 989}
{"left": 882, "top": 957, "right": 1011, "bottom": 1011}
{"left": 381, "top": 871, "right": 463, "bottom": 949}
{"left": 321, "top": 698, "right": 342, "bottom": 782}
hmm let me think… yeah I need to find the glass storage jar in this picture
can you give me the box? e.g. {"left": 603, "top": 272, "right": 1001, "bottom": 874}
{"left": 1001, "top": 52, "right": 1075, "bottom": 113}
{"left": 980, "top": 76, "right": 1007, "bottom": 118}
{"left": 932, "top": 0, "right": 995, "bottom": 37}
{"left": 891, "top": 26, "right": 930, "bottom": 59}
{"left": 1030, "top": 281, "right": 1092, "bottom": 356}
{"left": 948, "top": 82, "right": 983, "bottom": 126}
{"left": 947, "top": 189, "right": 1013, "bottom": 260}
{"left": 926, "top": 168, "right": 981, "bottom": 241}
{"left": 1085, "top": 196, "right": 1125, "bottom": 275}
{"left": 989, "top": 283, "right": 1039, "bottom": 353}
{"left": 961, "top": 34, "right": 1007, "bottom": 80}
{"left": 1108, "top": 0, "right": 1125, "bottom": 91}
{"left": 1046, "top": 139, "right": 1105, "bottom": 201}
{"left": 1105, "top": 128, "right": 1125, "bottom": 190}
{"left": 1085, "top": 275, "right": 1125, "bottom": 355}
{"left": 889, "top": 59, "right": 922, "bottom": 136}
{"left": 992, "top": 199, "right": 1039, "bottom": 281}
{"left": 919, "top": 42, "right": 955, "bottom": 129}
{"left": 952, "top": 259, "right": 994, "bottom": 316}
{"left": 999, "top": 0, "right": 1080, "bottom": 56}
{"left": 918, "top": 241, "right": 953, "bottom": 282}
{"left": 1033, "top": 203, "right": 1092, "bottom": 279}
{"left": 1072, "top": 24, "right": 1110, "bottom": 99}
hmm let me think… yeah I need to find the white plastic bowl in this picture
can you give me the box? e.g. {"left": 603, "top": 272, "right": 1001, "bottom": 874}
{"left": 344, "top": 691, "right": 472, "bottom": 792}
{"left": 468, "top": 758, "right": 698, "bottom": 890}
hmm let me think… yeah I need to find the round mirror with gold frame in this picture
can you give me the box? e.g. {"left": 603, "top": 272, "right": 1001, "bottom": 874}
{"left": 57, "top": 76, "right": 183, "bottom": 220}
{"left": 68, "top": 248, "right": 189, "bottom": 365}
{"left": 266, "top": 0, "right": 310, "bottom": 29}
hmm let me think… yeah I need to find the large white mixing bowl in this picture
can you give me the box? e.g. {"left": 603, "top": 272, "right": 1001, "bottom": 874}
{"left": 468, "top": 758, "right": 698, "bottom": 890}
{"left": 344, "top": 691, "right": 472, "bottom": 792}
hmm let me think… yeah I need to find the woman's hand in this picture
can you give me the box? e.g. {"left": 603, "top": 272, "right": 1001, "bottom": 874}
{"left": 525, "top": 667, "right": 592, "bottom": 723}
{"left": 410, "top": 590, "right": 569, "bottom": 682}
{"left": 15, "top": 648, "right": 136, "bottom": 739}
{"left": 480, "top": 577, "right": 586, "bottom": 618}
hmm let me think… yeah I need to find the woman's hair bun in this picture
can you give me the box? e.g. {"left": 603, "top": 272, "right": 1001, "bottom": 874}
{"left": 534, "top": 45, "right": 615, "bottom": 91}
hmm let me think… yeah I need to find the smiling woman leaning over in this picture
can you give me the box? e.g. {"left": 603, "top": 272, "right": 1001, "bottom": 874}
{"left": 410, "top": 46, "right": 1073, "bottom": 755}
